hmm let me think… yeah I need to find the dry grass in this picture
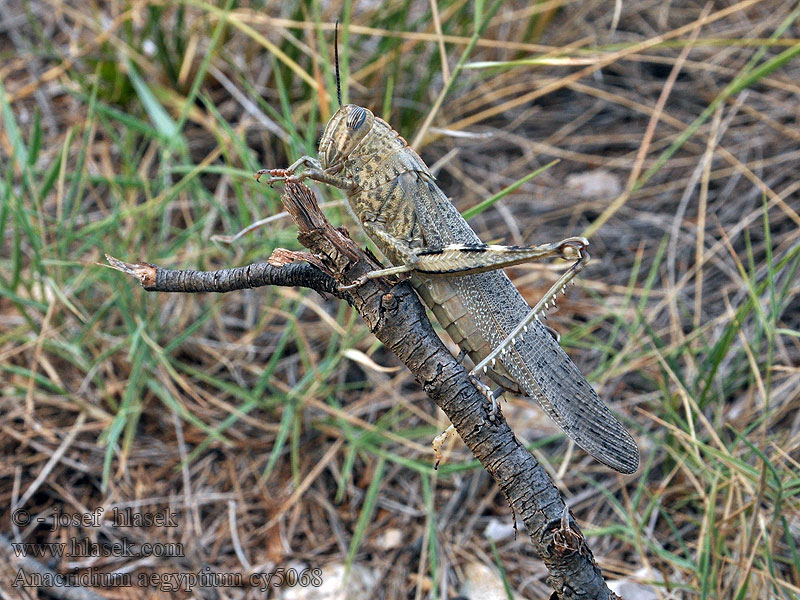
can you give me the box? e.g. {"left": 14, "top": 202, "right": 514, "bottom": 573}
{"left": 1, "top": 1, "right": 799, "bottom": 598}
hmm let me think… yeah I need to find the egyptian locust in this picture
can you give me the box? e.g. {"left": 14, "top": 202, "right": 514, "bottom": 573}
{"left": 258, "top": 104, "right": 639, "bottom": 474}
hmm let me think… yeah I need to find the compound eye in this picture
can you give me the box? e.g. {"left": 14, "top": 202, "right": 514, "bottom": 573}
{"left": 346, "top": 106, "right": 367, "bottom": 130}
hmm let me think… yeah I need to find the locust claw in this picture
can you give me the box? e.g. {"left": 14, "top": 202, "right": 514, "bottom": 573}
{"left": 337, "top": 275, "right": 368, "bottom": 291}
{"left": 254, "top": 168, "right": 298, "bottom": 187}
{"left": 468, "top": 374, "right": 500, "bottom": 419}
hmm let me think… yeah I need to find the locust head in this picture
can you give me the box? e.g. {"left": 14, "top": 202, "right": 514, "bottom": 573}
{"left": 318, "top": 104, "right": 374, "bottom": 173}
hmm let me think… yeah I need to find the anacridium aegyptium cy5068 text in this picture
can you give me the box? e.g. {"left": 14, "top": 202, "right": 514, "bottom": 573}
{"left": 257, "top": 103, "right": 639, "bottom": 474}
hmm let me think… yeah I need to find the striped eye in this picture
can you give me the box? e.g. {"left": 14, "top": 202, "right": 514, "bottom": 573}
{"left": 346, "top": 106, "right": 367, "bottom": 130}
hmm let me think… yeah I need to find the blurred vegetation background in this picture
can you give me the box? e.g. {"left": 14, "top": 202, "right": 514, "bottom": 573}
{"left": 1, "top": 1, "right": 799, "bottom": 598}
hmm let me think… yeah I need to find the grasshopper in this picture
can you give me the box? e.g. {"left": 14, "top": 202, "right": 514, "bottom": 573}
{"left": 257, "top": 101, "right": 639, "bottom": 474}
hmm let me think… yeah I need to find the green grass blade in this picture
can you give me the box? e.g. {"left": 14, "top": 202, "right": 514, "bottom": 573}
{"left": 462, "top": 159, "right": 559, "bottom": 220}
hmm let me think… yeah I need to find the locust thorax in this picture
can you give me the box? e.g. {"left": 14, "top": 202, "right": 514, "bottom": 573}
{"left": 318, "top": 104, "right": 375, "bottom": 173}
{"left": 318, "top": 103, "right": 431, "bottom": 251}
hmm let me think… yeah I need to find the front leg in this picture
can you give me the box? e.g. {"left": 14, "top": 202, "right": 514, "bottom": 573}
{"left": 254, "top": 156, "right": 357, "bottom": 192}
{"left": 254, "top": 155, "right": 320, "bottom": 180}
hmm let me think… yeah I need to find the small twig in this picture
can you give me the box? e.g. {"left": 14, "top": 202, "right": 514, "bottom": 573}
{"left": 104, "top": 254, "right": 342, "bottom": 299}
{"left": 210, "top": 199, "right": 344, "bottom": 244}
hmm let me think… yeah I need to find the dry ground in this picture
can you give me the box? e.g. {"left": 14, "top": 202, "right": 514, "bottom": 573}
{"left": 1, "top": 1, "right": 799, "bottom": 599}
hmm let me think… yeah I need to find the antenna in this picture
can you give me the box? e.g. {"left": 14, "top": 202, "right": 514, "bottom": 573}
{"left": 334, "top": 19, "right": 342, "bottom": 107}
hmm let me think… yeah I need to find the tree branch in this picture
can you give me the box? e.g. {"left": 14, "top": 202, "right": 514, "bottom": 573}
{"left": 104, "top": 255, "right": 342, "bottom": 298}
{"left": 107, "top": 182, "right": 619, "bottom": 599}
